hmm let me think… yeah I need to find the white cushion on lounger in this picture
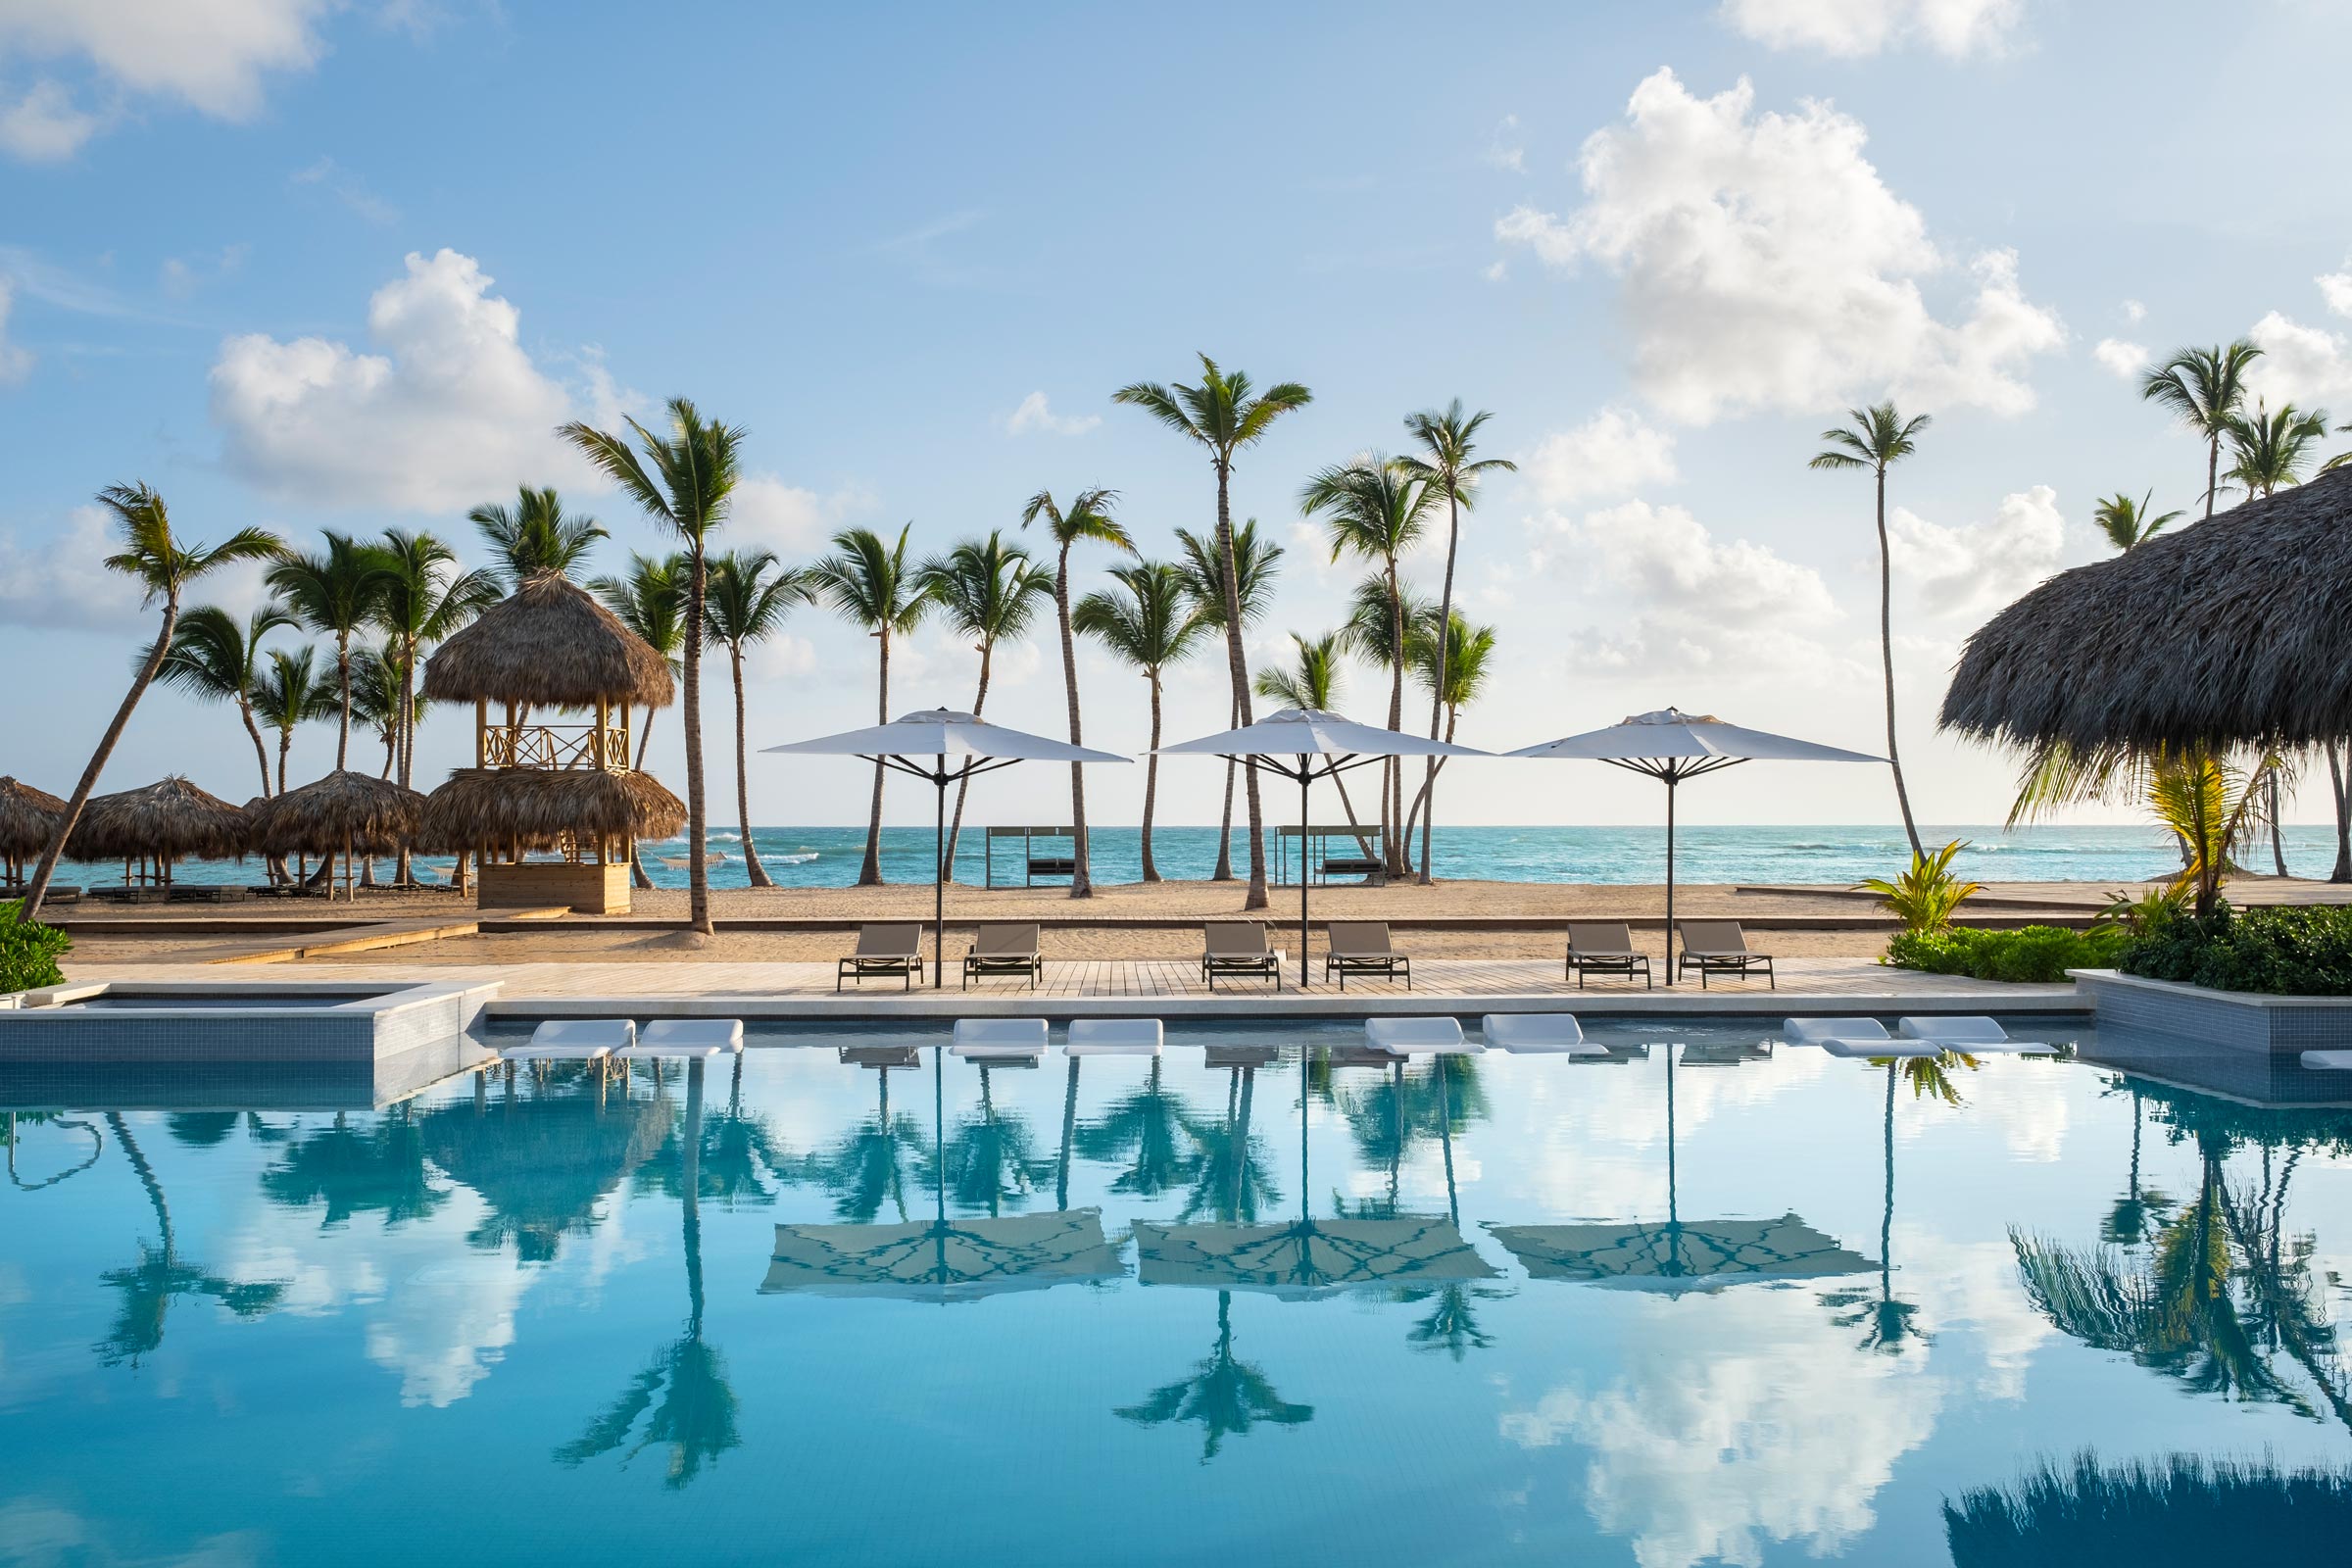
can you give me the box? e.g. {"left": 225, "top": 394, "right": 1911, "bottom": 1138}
{"left": 1066, "top": 1018, "right": 1162, "bottom": 1056}
{"left": 952, "top": 1017, "right": 1048, "bottom": 1059}
{"left": 632, "top": 1018, "right": 745, "bottom": 1055}
{"left": 1896, "top": 1015, "right": 2053, "bottom": 1054}
{"left": 1481, "top": 1014, "right": 1602, "bottom": 1054}
{"left": 508, "top": 1019, "right": 633, "bottom": 1058}
{"left": 1364, "top": 1016, "right": 1475, "bottom": 1054}
{"left": 1821, "top": 1037, "right": 1941, "bottom": 1058}
{"left": 1784, "top": 1017, "right": 1889, "bottom": 1046}
{"left": 2302, "top": 1049, "right": 2352, "bottom": 1071}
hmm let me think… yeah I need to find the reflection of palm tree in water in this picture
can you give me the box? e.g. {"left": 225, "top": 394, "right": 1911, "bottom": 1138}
{"left": 1943, "top": 1450, "right": 2352, "bottom": 1561}
{"left": 1398, "top": 1056, "right": 1502, "bottom": 1358}
{"left": 934, "top": 1064, "right": 1045, "bottom": 1216}
{"left": 560, "top": 1061, "right": 744, "bottom": 1488}
{"left": 635, "top": 1055, "right": 786, "bottom": 1210}
{"left": 96, "top": 1111, "right": 286, "bottom": 1369}
{"left": 1074, "top": 1056, "right": 1200, "bottom": 1200}
{"left": 260, "top": 1106, "right": 444, "bottom": 1229}
{"left": 1177, "top": 1064, "right": 1279, "bottom": 1223}
{"left": 807, "top": 1065, "right": 925, "bottom": 1223}
{"left": 1822, "top": 1054, "right": 1968, "bottom": 1354}
{"left": 2102, "top": 1083, "right": 2172, "bottom": 1247}
{"left": 7, "top": 1109, "right": 102, "bottom": 1192}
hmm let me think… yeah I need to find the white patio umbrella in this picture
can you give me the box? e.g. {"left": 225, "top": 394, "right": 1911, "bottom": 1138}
{"left": 763, "top": 709, "right": 1128, "bottom": 987}
{"left": 1507, "top": 708, "right": 1881, "bottom": 984}
{"left": 1155, "top": 707, "right": 1487, "bottom": 988}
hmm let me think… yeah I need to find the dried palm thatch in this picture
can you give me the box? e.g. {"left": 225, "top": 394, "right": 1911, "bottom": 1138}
{"left": 1942, "top": 467, "right": 2352, "bottom": 753}
{"left": 0, "top": 776, "right": 65, "bottom": 858}
{"left": 250, "top": 769, "right": 428, "bottom": 857}
{"left": 423, "top": 570, "right": 674, "bottom": 710}
{"left": 65, "top": 776, "right": 251, "bottom": 864}
{"left": 419, "top": 767, "right": 686, "bottom": 854}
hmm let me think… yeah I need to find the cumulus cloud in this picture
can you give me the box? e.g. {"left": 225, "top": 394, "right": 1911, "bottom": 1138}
{"left": 1886, "top": 485, "right": 2064, "bottom": 623}
{"left": 1004, "top": 390, "right": 1101, "bottom": 437}
{"left": 0, "top": 278, "right": 30, "bottom": 383}
{"left": 1495, "top": 71, "right": 2062, "bottom": 423}
{"left": 2091, "top": 337, "right": 2148, "bottom": 379}
{"left": 726, "top": 473, "right": 874, "bottom": 557}
{"left": 1720, "top": 0, "right": 2024, "bottom": 58}
{"left": 0, "top": 77, "right": 99, "bottom": 160}
{"left": 1523, "top": 408, "right": 1678, "bottom": 506}
{"left": 2246, "top": 309, "right": 2352, "bottom": 408}
{"left": 209, "top": 248, "right": 625, "bottom": 512}
{"left": 2320, "top": 259, "right": 2352, "bottom": 318}
{"left": 2122, "top": 298, "right": 2146, "bottom": 324}
{"left": 0, "top": 503, "right": 144, "bottom": 629}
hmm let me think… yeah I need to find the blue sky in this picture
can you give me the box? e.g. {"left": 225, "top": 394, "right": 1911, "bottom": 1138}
{"left": 6, "top": 0, "right": 2352, "bottom": 828}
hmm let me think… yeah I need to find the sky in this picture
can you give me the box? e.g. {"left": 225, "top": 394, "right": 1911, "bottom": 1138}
{"left": 6, "top": 0, "right": 2352, "bottom": 830}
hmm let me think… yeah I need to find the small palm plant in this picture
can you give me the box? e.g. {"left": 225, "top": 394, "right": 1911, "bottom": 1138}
{"left": 2147, "top": 750, "right": 2271, "bottom": 916}
{"left": 2091, "top": 491, "right": 2184, "bottom": 553}
{"left": 158, "top": 603, "right": 295, "bottom": 798}
{"left": 703, "top": 550, "right": 815, "bottom": 889}
{"left": 1856, "top": 839, "right": 1982, "bottom": 932}
{"left": 1253, "top": 633, "right": 1374, "bottom": 846}
{"left": 2140, "top": 340, "right": 2263, "bottom": 517}
{"left": 266, "top": 531, "right": 396, "bottom": 770}
{"left": 468, "top": 486, "right": 608, "bottom": 586}
{"left": 252, "top": 646, "right": 340, "bottom": 795}
{"left": 1073, "top": 562, "right": 1208, "bottom": 881}
{"left": 915, "top": 531, "right": 1054, "bottom": 877}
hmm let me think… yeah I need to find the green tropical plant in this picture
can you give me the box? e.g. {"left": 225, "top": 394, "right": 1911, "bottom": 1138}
{"left": 265, "top": 531, "right": 395, "bottom": 771}
{"left": 703, "top": 550, "right": 815, "bottom": 890}
{"left": 0, "top": 899, "right": 71, "bottom": 991}
{"left": 1115, "top": 357, "right": 1313, "bottom": 910}
{"left": 2099, "top": 883, "right": 2189, "bottom": 936}
{"left": 2140, "top": 340, "right": 2264, "bottom": 517}
{"left": 1857, "top": 839, "right": 1982, "bottom": 932}
{"left": 2091, "top": 490, "right": 2183, "bottom": 553}
{"left": 1174, "top": 518, "right": 1284, "bottom": 882}
{"left": 348, "top": 642, "right": 420, "bottom": 779}
{"left": 1021, "top": 487, "right": 1136, "bottom": 898}
{"left": 916, "top": 531, "right": 1054, "bottom": 878}
{"left": 2148, "top": 750, "right": 2271, "bottom": 916}
{"left": 1884, "top": 923, "right": 2125, "bottom": 983}
{"left": 1074, "top": 562, "right": 1207, "bottom": 881}
{"left": 1400, "top": 609, "right": 1496, "bottom": 858}
{"left": 18, "top": 486, "right": 280, "bottom": 923}
{"left": 251, "top": 646, "right": 339, "bottom": 797}
{"left": 808, "top": 524, "right": 933, "bottom": 886}
{"left": 2224, "top": 400, "right": 2331, "bottom": 500}
{"left": 468, "top": 486, "right": 608, "bottom": 586}
{"left": 371, "top": 528, "right": 497, "bottom": 881}
{"left": 562, "top": 400, "right": 747, "bottom": 936}
{"left": 157, "top": 603, "right": 295, "bottom": 798}
{"left": 1809, "top": 401, "right": 1933, "bottom": 859}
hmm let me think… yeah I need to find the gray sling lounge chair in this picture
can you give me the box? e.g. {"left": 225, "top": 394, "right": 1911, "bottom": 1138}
{"left": 1325, "top": 920, "right": 1410, "bottom": 990}
{"left": 837, "top": 922, "right": 925, "bottom": 991}
{"left": 1201, "top": 921, "right": 1281, "bottom": 991}
{"left": 962, "top": 922, "right": 1044, "bottom": 990}
{"left": 1677, "top": 919, "right": 1775, "bottom": 988}
{"left": 1565, "top": 921, "right": 1651, "bottom": 989}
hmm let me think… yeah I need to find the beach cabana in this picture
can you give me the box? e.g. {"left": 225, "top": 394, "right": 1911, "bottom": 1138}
{"left": 0, "top": 776, "right": 64, "bottom": 886}
{"left": 64, "top": 776, "right": 250, "bottom": 886}
{"left": 420, "top": 570, "right": 677, "bottom": 913}
{"left": 249, "top": 770, "right": 429, "bottom": 901}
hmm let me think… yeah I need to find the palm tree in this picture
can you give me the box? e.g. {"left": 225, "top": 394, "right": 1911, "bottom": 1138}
{"left": 251, "top": 646, "right": 339, "bottom": 796}
{"left": 808, "top": 524, "right": 933, "bottom": 886}
{"left": 1074, "top": 562, "right": 1208, "bottom": 882}
{"left": 2092, "top": 491, "right": 2184, "bottom": 554}
{"left": 2141, "top": 340, "right": 2264, "bottom": 517}
{"left": 591, "top": 552, "right": 691, "bottom": 892}
{"left": 703, "top": 549, "right": 815, "bottom": 890}
{"left": 914, "top": 531, "right": 1054, "bottom": 878}
{"left": 1809, "top": 402, "right": 1933, "bottom": 859}
{"left": 157, "top": 603, "right": 294, "bottom": 798}
{"left": 371, "top": 528, "right": 497, "bottom": 882}
{"left": 1020, "top": 488, "right": 1136, "bottom": 898}
{"left": 561, "top": 400, "right": 747, "bottom": 938}
{"left": 1176, "top": 519, "right": 1284, "bottom": 882}
{"left": 1397, "top": 402, "right": 1513, "bottom": 885}
{"left": 1401, "top": 610, "right": 1497, "bottom": 857}
{"left": 2224, "top": 400, "right": 2331, "bottom": 500}
{"left": 1254, "top": 632, "right": 1374, "bottom": 847}
{"left": 468, "top": 485, "right": 608, "bottom": 586}
{"left": 1302, "top": 455, "right": 1440, "bottom": 877}
{"left": 266, "top": 532, "right": 394, "bottom": 771}
{"left": 1115, "top": 358, "right": 1313, "bottom": 910}
{"left": 18, "top": 485, "right": 279, "bottom": 922}
{"left": 349, "top": 643, "right": 418, "bottom": 779}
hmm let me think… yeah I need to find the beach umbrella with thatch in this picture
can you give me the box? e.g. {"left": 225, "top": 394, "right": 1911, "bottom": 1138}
{"left": 64, "top": 776, "right": 250, "bottom": 884}
{"left": 418, "top": 768, "right": 686, "bottom": 858}
{"left": 249, "top": 769, "right": 429, "bottom": 900}
{"left": 423, "top": 568, "right": 675, "bottom": 717}
{"left": 0, "top": 777, "right": 65, "bottom": 884}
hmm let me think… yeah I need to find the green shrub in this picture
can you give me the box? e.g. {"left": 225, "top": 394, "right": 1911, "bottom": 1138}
{"left": 2117, "top": 902, "right": 2352, "bottom": 996}
{"left": 1883, "top": 923, "right": 2127, "bottom": 984}
{"left": 1855, "top": 839, "right": 1983, "bottom": 932}
{"left": 0, "top": 901, "right": 71, "bottom": 993}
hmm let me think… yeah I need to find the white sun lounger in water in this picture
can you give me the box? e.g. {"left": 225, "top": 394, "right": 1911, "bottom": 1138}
{"left": 508, "top": 1018, "right": 635, "bottom": 1059}
{"left": 1480, "top": 1014, "right": 1603, "bottom": 1054}
{"left": 1364, "top": 1016, "right": 1478, "bottom": 1054}
{"left": 1065, "top": 1018, "right": 1162, "bottom": 1056}
{"left": 952, "top": 1017, "right": 1048, "bottom": 1061}
{"left": 2302, "top": 1049, "right": 2352, "bottom": 1071}
{"left": 1783, "top": 1017, "right": 1939, "bottom": 1058}
{"left": 1897, "top": 1016, "right": 2054, "bottom": 1054}
{"left": 620, "top": 1018, "right": 745, "bottom": 1059}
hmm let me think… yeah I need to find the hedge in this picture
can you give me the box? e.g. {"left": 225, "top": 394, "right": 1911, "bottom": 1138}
{"left": 2117, "top": 903, "right": 2352, "bottom": 997}
{"left": 1883, "top": 924, "right": 2128, "bottom": 985}
{"left": 0, "top": 901, "right": 71, "bottom": 993}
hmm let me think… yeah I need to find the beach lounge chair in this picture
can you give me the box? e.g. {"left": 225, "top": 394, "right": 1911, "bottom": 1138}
{"left": 507, "top": 1018, "right": 634, "bottom": 1060}
{"left": 1200, "top": 922, "right": 1280, "bottom": 991}
{"left": 837, "top": 922, "right": 926, "bottom": 991}
{"left": 2302, "top": 1050, "right": 2352, "bottom": 1070}
{"left": 1066, "top": 1018, "right": 1162, "bottom": 1056}
{"left": 1364, "top": 1016, "right": 1477, "bottom": 1054}
{"left": 962, "top": 922, "right": 1044, "bottom": 991}
{"left": 1481, "top": 1013, "right": 1604, "bottom": 1055}
{"left": 1782, "top": 1016, "right": 1936, "bottom": 1058}
{"left": 622, "top": 1018, "right": 745, "bottom": 1058}
{"left": 951, "top": 1017, "right": 1048, "bottom": 1061}
{"left": 1677, "top": 920, "right": 1775, "bottom": 989}
{"left": 1896, "top": 1016, "right": 2053, "bottom": 1054}
{"left": 1325, "top": 921, "right": 1410, "bottom": 990}
{"left": 1565, "top": 922, "right": 1651, "bottom": 989}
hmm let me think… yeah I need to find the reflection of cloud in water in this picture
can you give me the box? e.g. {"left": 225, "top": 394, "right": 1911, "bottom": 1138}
{"left": 1951, "top": 1065, "right": 2073, "bottom": 1163}
{"left": 1895, "top": 1226, "right": 2053, "bottom": 1401}
{"left": 1498, "top": 1286, "right": 1939, "bottom": 1568}
{"left": 0, "top": 1497, "right": 264, "bottom": 1567}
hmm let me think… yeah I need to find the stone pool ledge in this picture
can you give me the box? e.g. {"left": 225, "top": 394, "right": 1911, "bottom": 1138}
{"left": 0, "top": 978, "right": 503, "bottom": 1062}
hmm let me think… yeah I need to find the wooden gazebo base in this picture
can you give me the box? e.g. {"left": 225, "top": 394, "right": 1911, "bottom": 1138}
{"left": 476, "top": 859, "right": 631, "bottom": 915}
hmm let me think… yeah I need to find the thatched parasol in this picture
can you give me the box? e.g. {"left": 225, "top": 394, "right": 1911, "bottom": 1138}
{"left": 65, "top": 776, "right": 250, "bottom": 874}
{"left": 1941, "top": 467, "right": 2352, "bottom": 753}
{"left": 0, "top": 777, "right": 65, "bottom": 875}
{"left": 423, "top": 570, "right": 674, "bottom": 710}
{"left": 419, "top": 767, "right": 686, "bottom": 854}
{"left": 250, "top": 770, "right": 428, "bottom": 858}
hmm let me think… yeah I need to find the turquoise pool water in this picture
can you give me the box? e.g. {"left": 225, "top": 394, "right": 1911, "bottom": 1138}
{"left": 3, "top": 1021, "right": 2349, "bottom": 1565}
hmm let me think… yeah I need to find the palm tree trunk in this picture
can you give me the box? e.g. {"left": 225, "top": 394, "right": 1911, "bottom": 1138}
{"left": 944, "top": 646, "right": 993, "bottom": 880}
{"left": 733, "top": 644, "right": 771, "bottom": 890}
{"left": 2205, "top": 429, "right": 2221, "bottom": 519}
{"left": 1142, "top": 670, "right": 1163, "bottom": 882}
{"left": 334, "top": 631, "right": 353, "bottom": 771}
{"left": 1215, "top": 459, "right": 1268, "bottom": 910}
{"left": 2269, "top": 770, "right": 2288, "bottom": 877}
{"left": 395, "top": 632, "right": 417, "bottom": 885}
{"left": 684, "top": 544, "right": 713, "bottom": 933}
{"left": 1385, "top": 561, "right": 1406, "bottom": 878}
{"left": 239, "top": 698, "right": 272, "bottom": 800}
{"left": 1213, "top": 698, "right": 1238, "bottom": 882}
{"left": 1420, "top": 488, "right": 1459, "bottom": 886}
{"left": 2328, "top": 739, "right": 2350, "bottom": 883}
{"left": 276, "top": 731, "right": 290, "bottom": 796}
{"left": 20, "top": 596, "right": 180, "bottom": 923}
{"left": 630, "top": 707, "right": 658, "bottom": 890}
{"left": 1057, "top": 545, "right": 1092, "bottom": 899}
{"left": 1876, "top": 467, "right": 1924, "bottom": 858}
{"left": 857, "top": 629, "right": 888, "bottom": 886}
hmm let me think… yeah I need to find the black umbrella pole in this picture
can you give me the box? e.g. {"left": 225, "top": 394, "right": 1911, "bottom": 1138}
{"left": 934, "top": 772, "right": 947, "bottom": 988}
{"left": 1298, "top": 762, "right": 1311, "bottom": 990}
{"left": 1664, "top": 774, "right": 1677, "bottom": 987}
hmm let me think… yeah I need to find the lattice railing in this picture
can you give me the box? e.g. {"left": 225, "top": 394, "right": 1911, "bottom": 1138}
{"left": 481, "top": 724, "right": 630, "bottom": 770}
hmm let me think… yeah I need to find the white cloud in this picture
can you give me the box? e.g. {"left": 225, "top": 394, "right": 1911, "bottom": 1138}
{"left": 209, "top": 248, "right": 622, "bottom": 512}
{"left": 0, "top": 77, "right": 99, "bottom": 160}
{"left": 1496, "top": 71, "right": 2063, "bottom": 423}
{"left": 1483, "top": 112, "right": 1525, "bottom": 172}
{"left": 1523, "top": 408, "right": 1678, "bottom": 506}
{"left": 726, "top": 474, "right": 873, "bottom": 558}
{"left": 2246, "top": 309, "right": 2352, "bottom": 408}
{"left": 160, "top": 242, "right": 248, "bottom": 299}
{"left": 2091, "top": 337, "right": 2148, "bottom": 379}
{"left": 748, "top": 633, "right": 818, "bottom": 681}
{"left": 2320, "top": 260, "right": 2352, "bottom": 318}
{"left": 1004, "top": 390, "right": 1101, "bottom": 437}
{"left": 289, "top": 155, "right": 398, "bottom": 225}
{"left": 0, "top": 503, "right": 144, "bottom": 629}
{"left": 1483, "top": 259, "right": 1507, "bottom": 283}
{"left": 0, "top": 278, "right": 31, "bottom": 383}
{"left": 2122, "top": 298, "right": 2146, "bottom": 324}
{"left": 1886, "top": 484, "right": 2064, "bottom": 623}
{"left": 1720, "top": 0, "right": 2023, "bottom": 58}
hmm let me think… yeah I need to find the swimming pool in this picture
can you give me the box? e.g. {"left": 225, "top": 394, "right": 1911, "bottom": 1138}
{"left": 3, "top": 1018, "right": 2347, "bottom": 1565}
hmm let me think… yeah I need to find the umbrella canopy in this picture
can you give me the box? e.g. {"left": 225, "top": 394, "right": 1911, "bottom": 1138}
{"left": 1941, "top": 466, "right": 2352, "bottom": 753}
{"left": 760, "top": 1209, "right": 1124, "bottom": 1302}
{"left": 1134, "top": 1217, "right": 1496, "bottom": 1299}
{"left": 1487, "top": 1214, "right": 1874, "bottom": 1295}
{"left": 0, "top": 776, "right": 64, "bottom": 860}
{"left": 65, "top": 777, "right": 250, "bottom": 874}
{"left": 251, "top": 769, "right": 427, "bottom": 858}
{"left": 423, "top": 570, "right": 674, "bottom": 710}
{"left": 418, "top": 767, "right": 685, "bottom": 854}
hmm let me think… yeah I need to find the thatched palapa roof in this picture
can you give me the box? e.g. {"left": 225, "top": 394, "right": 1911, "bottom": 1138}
{"left": 250, "top": 770, "right": 428, "bottom": 857}
{"left": 423, "top": 571, "right": 674, "bottom": 710}
{"left": 419, "top": 767, "right": 686, "bottom": 852}
{"left": 0, "top": 777, "right": 65, "bottom": 857}
{"left": 66, "top": 776, "right": 250, "bottom": 862}
{"left": 1941, "top": 467, "right": 2352, "bottom": 753}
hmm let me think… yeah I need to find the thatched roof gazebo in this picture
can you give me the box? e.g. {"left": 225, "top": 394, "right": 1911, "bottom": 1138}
{"left": 423, "top": 570, "right": 673, "bottom": 719}
{"left": 1942, "top": 468, "right": 2352, "bottom": 753}
{"left": 65, "top": 776, "right": 250, "bottom": 884}
{"left": 419, "top": 769, "right": 684, "bottom": 856}
{"left": 250, "top": 770, "right": 430, "bottom": 900}
{"left": 0, "top": 776, "right": 65, "bottom": 883}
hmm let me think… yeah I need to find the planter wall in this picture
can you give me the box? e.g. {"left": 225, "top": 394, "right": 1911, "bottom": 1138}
{"left": 2072, "top": 967, "right": 2352, "bottom": 1054}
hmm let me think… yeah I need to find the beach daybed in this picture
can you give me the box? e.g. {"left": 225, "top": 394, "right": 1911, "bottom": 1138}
{"left": 838, "top": 922, "right": 926, "bottom": 991}
{"left": 1677, "top": 920, "right": 1775, "bottom": 988}
{"left": 622, "top": 1018, "right": 745, "bottom": 1058}
{"left": 1365, "top": 1016, "right": 1477, "bottom": 1054}
{"left": 1782, "top": 1016, "right": 1936, "bottom": 1057}
{"left": 951, "top": 1017, "right": 1048, "bottom": 1061}
{"left": 962, "top": 922, "right": 1044, "bottom": 991}
{"left": 509, "top": 1018, "right": 634, "bottom": 1060}
{"left": 1565, "top": 921, "right": 1651, "bottom": 989}
{"left": 2303, "top": 1050, "right": 2352, "bottom": 1070}
{"left": 1201, "top": 922, "right": 1281, "bottom": 991}
{"left": 1481, "top": 1013, "right": 1604, "bottom": 1054}
{"left": 1896, "top": 1015, "right": 2053, "bottom": 1054}
{"left": 1325, "top": 920, "right": 1410, "bottom": 989}
{"left": 1066, "top": 1018, "right": 1162, "bottom": 1056}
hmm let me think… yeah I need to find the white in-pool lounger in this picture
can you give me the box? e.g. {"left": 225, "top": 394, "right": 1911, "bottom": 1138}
{"left": 1480, "top": 1014, "right": 1603, "bottom": 1054}
{"left": 2303, "top": 1049, "right": 2352, "bottom": 1070}
{"left": 619, "top": 1018, "right": 746, "bottom": 1059}
{"left": 1896, "top": 1016, "right": 2054, "bottom": 1054}
{"left": 507, "top": 1018, "right": 634, "bottom": 1059}
{"left": 1065, "top": 1018, "right": 1162, "bottom": 1056}
{"left": 1364, "top": 1016, "right": 1479, "bottom": 1054}
{"left": 951, "top": 1018, "right": 1048, "bottom": 1060}
{"left": 1781, "top": 1017, "right": 1939, "bottom": 1058}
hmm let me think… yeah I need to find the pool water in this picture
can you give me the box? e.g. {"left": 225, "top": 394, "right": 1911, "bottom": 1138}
{"left": 3, "top": 1020, "right": 2349, "bottom": 1566}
